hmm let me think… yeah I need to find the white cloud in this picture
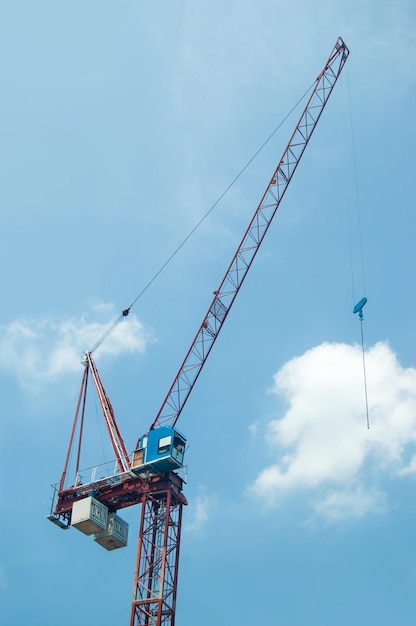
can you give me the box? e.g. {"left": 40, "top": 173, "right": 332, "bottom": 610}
{"left": 184, "top": 487, "right": 215, "bottom": 535}
{"left": 312, "top": 485, "right": 387, "bottom": 522}
{"left": 0, "top": 305, "right": 150, "bottom": 388}
{"left": 248, "top": 342, "right": 416, "bottom": 521}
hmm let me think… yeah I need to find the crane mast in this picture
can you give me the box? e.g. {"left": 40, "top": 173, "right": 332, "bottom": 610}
{"left": 49, "top": 37, "right": 349, "bottom": 626}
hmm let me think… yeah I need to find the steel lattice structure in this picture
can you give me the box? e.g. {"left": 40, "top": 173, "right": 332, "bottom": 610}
{"left": 150, "top": 36, "right": 350, "bottom": 431}
{"left": 131, "top": 488, "right": 184, "bottom": 626}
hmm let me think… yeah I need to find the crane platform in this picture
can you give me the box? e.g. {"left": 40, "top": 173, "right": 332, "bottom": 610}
{"left": 49, "top": 468, "right": 187, "bottom": 528}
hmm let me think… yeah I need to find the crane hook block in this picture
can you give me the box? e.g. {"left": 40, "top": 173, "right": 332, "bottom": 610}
{"left": 353, "top": 297, "right": 367, "bottom": 320}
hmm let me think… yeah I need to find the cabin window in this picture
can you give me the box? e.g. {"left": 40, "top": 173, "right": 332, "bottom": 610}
{"left": 158, "top": 435, "right": 172, "bottom": 455}
{"left": 172, "top": 437, "right": 185, "bottom": 463}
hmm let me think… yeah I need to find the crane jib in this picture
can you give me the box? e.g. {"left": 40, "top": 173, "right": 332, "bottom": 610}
{"left": 151, "top": 37, "right": 349, "bottom": 431}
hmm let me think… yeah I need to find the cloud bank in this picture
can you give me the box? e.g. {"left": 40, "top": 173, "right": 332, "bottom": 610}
{"left": 0, "top": 304, "right": 149, "bottom": 387}
{"left": 249, "top": 342, "right": 416, "bottom": 521}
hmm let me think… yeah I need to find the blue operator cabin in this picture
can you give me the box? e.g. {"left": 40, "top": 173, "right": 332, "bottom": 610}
{"left": 131, "top": 427, "right": 186, "bottom": 475}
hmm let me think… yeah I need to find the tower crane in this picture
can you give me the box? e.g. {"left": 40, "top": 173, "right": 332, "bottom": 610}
{"left": 48, "top": 37, "right": 349, "bottom": 626}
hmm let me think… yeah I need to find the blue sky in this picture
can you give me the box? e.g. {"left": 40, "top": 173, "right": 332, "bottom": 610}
{"left": 1, "top": 1, "right": 416, "bottom": 624}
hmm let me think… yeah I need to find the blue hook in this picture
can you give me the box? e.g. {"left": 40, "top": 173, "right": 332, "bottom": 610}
{"left": 353, "top": 297, "right": 367, "bottom": 321}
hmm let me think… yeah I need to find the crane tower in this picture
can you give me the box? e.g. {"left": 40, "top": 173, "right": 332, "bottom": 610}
{"left": 49, "top": 37, "right": 349, "bottom": 626}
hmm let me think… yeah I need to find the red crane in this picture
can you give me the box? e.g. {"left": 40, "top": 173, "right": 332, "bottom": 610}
{"left": 49, "top": 37, "right": 349, "bottom": 625}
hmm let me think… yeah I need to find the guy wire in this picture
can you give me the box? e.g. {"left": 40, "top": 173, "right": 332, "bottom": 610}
{"left": 89, "top": 81, "right": 316, "bottom": 355}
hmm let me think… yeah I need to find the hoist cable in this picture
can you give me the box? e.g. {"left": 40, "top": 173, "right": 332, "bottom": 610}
{"left": 346, "top": 68, "right": 367, "bottom": 298}
{"left": 359, "top": 319, "right": 370, "bottom": 430}
{"left": 342, "top": 91, "right": 357, "bottom": 306}
{"left": 89, "top": 81, "right": 316, "bottom": 356}
{"left": 343, "top": 68, "right": 370, "bottom": 428}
